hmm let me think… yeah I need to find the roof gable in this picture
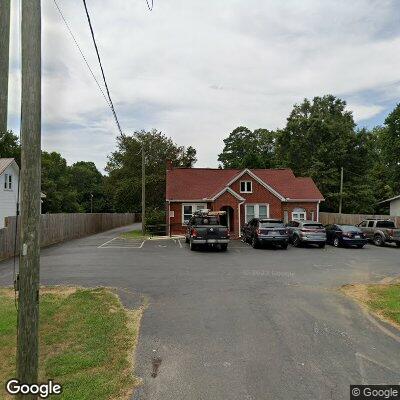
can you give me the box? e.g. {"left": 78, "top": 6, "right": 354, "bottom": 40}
{"left": 166, "top": 167, "right": 323, "bottom": 202}
{"left": 0, "top": 158, "right": 18, "bottom": 176}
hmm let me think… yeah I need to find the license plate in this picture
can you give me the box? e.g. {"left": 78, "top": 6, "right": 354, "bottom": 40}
{"left": 270, "top": 231, "right": 277, "bottom": 235}
{"left": 207, "top": 239, "right": 217, "bottom": 243}
{"left": 354, "top": 235, "right": 360, "bottom": 239}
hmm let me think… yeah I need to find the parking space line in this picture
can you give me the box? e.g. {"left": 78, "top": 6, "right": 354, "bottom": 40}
{"left": 98, "top": 237, "right": 118, "bottom": 248}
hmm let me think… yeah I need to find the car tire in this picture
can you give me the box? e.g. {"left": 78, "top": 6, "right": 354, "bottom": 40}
{"left": 357, "top": 244, "right": 365, "bottom": 249}
{"left": 292, "top": 235, "right": 301, "bottom": 247}
{"left": 220, "top": 244, "right": 228, "bottom": 252}
{"left": 185, "top": 236, "right": 189, "bottom": 244}
{"left": 281, "top": 243, "right": 288, "bottom": 250}
{"left": 373, "top": 234, "right": 385, "bottom": 247}
{"left": 189, "top": 240, "right": 197, "bottom": 251}
{"left": 397, "top": 242, "right": 400, "bottom": 248}
{"left": 318, "top": 243, "right": 325, "bottom": 249}
{"left": 333, "top": 237, "right": 340, "bottom": 247}
{"left": 252, "top": 237, "right": 259, "bottom": 249}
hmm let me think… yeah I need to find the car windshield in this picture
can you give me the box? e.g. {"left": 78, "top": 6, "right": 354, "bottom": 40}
{"left": 260, "top": 221, "right": 285, "bottom": 228}
{"left": 340, "top": 225, "right": 361, "bottom": 233}
{"left": 303, "top": 223, "right": 324, "bottom": 229}
{"left": 194, "top": 216, "right": 219, "bottom": 225}
{"left": 376, "top": 221, "right": 396, "bottom": 228}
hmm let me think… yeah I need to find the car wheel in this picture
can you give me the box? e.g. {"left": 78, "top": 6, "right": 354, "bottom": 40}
{"left": 190, "top": 240, "right": 197, "bottom": 251}
{"left": 396, "top": 242, "right": 400, "bottom": 248}
{"left": 318, "top": 243, "right": 325, "bottom": 249}
{"left": 252, "top": 237, "right": 259, "bottom": 249}
{"left": 292, "top": 235, "right": 301, "bottom": 247}
{"left": 281, "top": 243, "right": 288, "bottom": 250}
{"left": 333, "top": 237, "right": 340, "bottom": 247}
{"left": 373, "top": 234, "right": 385, "bottom": 247}
{"left": 357, "top": 244, "right": 364, "bottom": 249}
{"left": 220, "top": 244, "right": 228, "bottom": 251}
{"left": 185, "top": 236, "right": 189, "bottom": 244}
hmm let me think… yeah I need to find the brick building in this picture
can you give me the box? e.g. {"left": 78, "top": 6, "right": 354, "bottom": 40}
{"left": 166, "top": 164, "right": 324, "bottom": 238}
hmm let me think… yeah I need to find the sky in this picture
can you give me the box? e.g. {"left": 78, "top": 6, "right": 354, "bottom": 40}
{"left": 7, "top": 0, "right": 400, "bottom": 172}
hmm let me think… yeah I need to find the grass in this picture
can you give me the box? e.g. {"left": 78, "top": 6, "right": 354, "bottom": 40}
{"left": 342, "top": 283, "right": 400, "bottom": 328}
{"left": 0, "top": 287, "right": 144, "bottom": 400}
{"left": 120, "top": 230, "right": 148, "bottom": 239}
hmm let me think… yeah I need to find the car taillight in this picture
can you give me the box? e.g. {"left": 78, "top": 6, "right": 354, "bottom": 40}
{"left": 191, "top": 228, "right": 198, "bottom": 237}
{"left": 256, "top": 228, "right": 261, "bottom": 235}
{"left": 343, "top": 232, "right": 351, "bottom": 237}
{"left": 225, "top": 228, "right": 230, "bottom": 238}
{"left": 388, "top": 229, "right": 394, "bottom": 236}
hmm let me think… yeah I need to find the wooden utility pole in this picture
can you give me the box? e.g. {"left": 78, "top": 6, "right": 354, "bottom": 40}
{"left": 17, "top": 0, "right": 41, "bottom": 395}
{"left": 0, "top": 0, "right": 11, "bottom": 132}
{"left": 142, "top": 145, "right": 146, "bottom": 235}
{"left": 339, "top": 167, "right": 344, "bottom": 214}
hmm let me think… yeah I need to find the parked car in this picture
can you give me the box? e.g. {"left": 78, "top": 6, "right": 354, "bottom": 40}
{"left": 241, "top": 218, "right": 289, "bottom": 249}
{"left": 357, "top": 219, "right": 400, "bottom": 247}
{"left": 185, "top": 210, "right": 230, "bottom": 251}
{"left": 287, "top": 220, "right": 326, "bottom": 248}
{"left": 325, "top": 224, "right": 367, "bottom": 248}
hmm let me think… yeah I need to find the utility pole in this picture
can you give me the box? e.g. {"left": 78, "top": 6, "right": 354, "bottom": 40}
{"left": 339, "top": 167, "right": 344, "bottom": 214}
{"left": 90, "top": 193, "right": 93, "bottom": 213}
{"left": 0, "top": 0, "right": 11, "bottom": 132}
{"left": 142, "top": 145, "right": 146, "bottom": 235}
{"left": 17, "top": 0, "right": 41, "bottom": 395}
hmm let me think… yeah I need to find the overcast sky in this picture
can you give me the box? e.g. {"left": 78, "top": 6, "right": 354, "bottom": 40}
{"left": 7, "top": 0, "right": 400, "bottom": 171}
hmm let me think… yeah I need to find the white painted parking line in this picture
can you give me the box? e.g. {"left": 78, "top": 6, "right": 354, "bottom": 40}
{"left": 98, "top": 237, "right": 118, "bottom": 248}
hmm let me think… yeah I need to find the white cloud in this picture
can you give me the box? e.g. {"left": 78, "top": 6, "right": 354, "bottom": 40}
{"left": 7, "top": 0, "right": 400, "bottom": 170}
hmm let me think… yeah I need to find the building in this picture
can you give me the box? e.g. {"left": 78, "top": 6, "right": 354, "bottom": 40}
{"left": 379, "top": 195, "right": 400, "bottom": 216}
{"left": 166, "top": 164, "right": 324, "bottom": 238}
{"left": 0, "top": 158, "right": 19, "bottom": 229}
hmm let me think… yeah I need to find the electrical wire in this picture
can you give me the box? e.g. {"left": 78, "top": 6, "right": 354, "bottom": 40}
{"left": 52, "top": 0, "right": 111, "bottom": 109}
{"left": 82, "top": 0, "right": 125, "bottom": 138}
{"left": 145, "top": 0, "right": 154, "bottom": 11}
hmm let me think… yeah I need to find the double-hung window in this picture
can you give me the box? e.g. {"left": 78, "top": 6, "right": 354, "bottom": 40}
{"left": 245, "top": 204, "right": 269, "bottom": 222}
{"left": 182, "top": 203, "right": 207, "bottom": 225}
{"left": 292, "top": 208, "right": 306, "bottom": 221}
{"left": 240, "top": 181, "right": 252, "bottom": 193}
{"left": 4, "top": 173, "right": 12, "bottom": 190}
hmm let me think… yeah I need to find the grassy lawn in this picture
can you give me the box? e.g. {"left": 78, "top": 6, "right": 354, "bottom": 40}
{"left": 342, "top": 283, "right": 400, "bottom": 328}
{"left": 120, "top": 230, "right": 148, "bottom": 239}
{"left": 0, "top": 287, "right": 143, "bottom": 400}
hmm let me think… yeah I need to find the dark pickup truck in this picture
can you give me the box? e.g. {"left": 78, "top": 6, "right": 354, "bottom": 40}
{"left": 185, "top": 211, "right": 230, "bottom": 251}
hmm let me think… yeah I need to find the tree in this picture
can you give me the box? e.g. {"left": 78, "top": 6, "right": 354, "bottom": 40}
{"left": 41, "top": 151, "right": 81, "bottom": 213}
{"left": 105, "top": 130, "right": 197, "bottom": 212}
{"left": 218, "top": 126, "right": 276, "bottom": 168}
{"left": 379, "top": 104, "right": 400, "bottom": 194}
{"left": 69, "top": 161, "right": 110, "bottom": 212}
{"left": 0, "top": 130, "right": 20, "bottom": 163}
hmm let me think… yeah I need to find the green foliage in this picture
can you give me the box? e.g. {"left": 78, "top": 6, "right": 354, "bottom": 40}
{"left": 146, "top": 207, "right": 166, "bottom": 226}
{"left": 105, "top": 129, "right": 197, "bottom": 212}
{"left": 218, "top": 126, "right": 276, "bottom": 168}
{"left": 0, "top": 130, "right": 20, "bottom": 163}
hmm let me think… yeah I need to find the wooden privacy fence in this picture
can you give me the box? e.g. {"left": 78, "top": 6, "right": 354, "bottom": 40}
{"left": 319, "top": 212, "right": 400, "bottom": 227}
{"left": 0, "top": 213, "right": 140, "bottom": 261}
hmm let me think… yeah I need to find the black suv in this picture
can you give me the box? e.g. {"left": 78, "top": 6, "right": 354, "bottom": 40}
{"left": 241, "top": 218, "right": 289, "bottom": 249}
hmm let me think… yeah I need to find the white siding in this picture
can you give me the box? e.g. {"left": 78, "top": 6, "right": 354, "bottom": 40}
{"left": 390, "top": 198, "right": 400, "bottom": 217}
{"left": 0, "top": 164, "right": 19, "bottom": 228}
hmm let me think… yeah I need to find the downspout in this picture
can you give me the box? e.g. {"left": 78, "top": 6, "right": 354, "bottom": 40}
{"left": 167, "top": 200, "right": 171, "bottom": 237}
{"left": 238, "top": 201, "right": 245, "bottom": 238}
{"left": 317, "top": 201, "right": 320, "bottom": 222}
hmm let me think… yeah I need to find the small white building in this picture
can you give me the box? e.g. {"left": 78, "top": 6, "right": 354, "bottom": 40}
{"left": 0, "top": 158, "right": 19, "bottom": 229}
{"left": 380, "top": 194, "right": 400, "bottom": 216}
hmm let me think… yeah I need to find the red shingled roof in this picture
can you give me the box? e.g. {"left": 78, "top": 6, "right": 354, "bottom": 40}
{"left": 166, "top": 168, "right": 323, "bottom": 201}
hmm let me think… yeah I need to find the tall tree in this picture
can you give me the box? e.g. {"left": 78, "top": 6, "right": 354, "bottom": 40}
{"left": 218, "top": 126, "right": 276, "bottom": 168}
{"left": 105, "top": 130, "right": 197, "bottom": 212}
{"left": 0, "top": 130, "right": 20, "bottom": 163}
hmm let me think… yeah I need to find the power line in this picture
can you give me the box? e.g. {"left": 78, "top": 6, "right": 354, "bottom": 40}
{"left": 145, "top": 0, "right": 154, "bottom": 11}
{"left": 52, "top": 0, "right": 111, "bottom": 109}
{"left": 82, "top": 0, "right": 124, "bottom": 137}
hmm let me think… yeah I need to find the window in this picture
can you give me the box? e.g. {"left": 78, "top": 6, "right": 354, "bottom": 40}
{"left": 4, "top": 173, "right": 12, "bottom": 190}
{"left": 368, "top": 221, "right": 375, "bottom": 227}
{"left": 182, "top": 203, "right": 206, "bottom": 225}
{"left": 245, "top": 204, "right": 269, "bottom": 222}
{"left": 292, "top": 208, "right": 306, "bottom": 221}
{"left": 240, "top": 181, "right": 252, "bottom": 193}
{"left": 376, "top": 220, "right": 395, "bottom": 228}
{"left": 359, "top": 221, "right": 367, "bottom": 227}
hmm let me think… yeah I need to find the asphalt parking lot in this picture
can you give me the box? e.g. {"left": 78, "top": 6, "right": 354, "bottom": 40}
{"left": 1, "top": 223, "right": 400, "bottom": 400}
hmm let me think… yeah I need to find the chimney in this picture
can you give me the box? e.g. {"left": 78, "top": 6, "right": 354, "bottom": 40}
{"left": 166, "top": 159, "right": 173, "bottom": 170}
